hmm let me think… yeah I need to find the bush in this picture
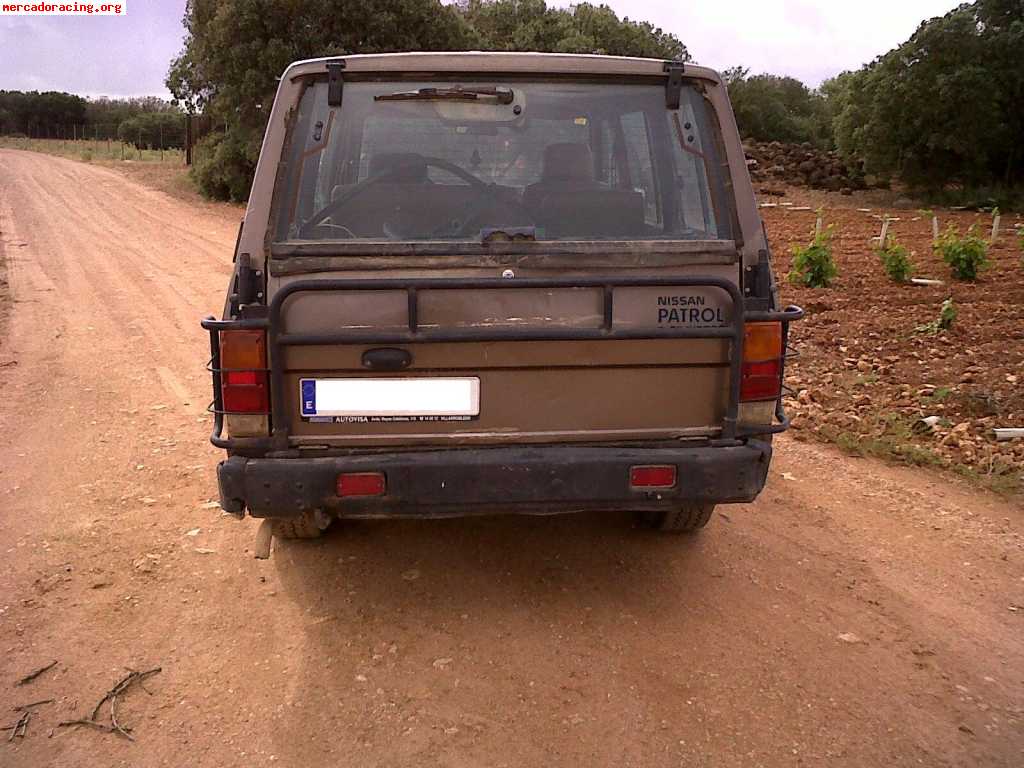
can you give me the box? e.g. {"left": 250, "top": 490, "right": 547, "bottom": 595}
{"left": 934, "top": 224, "right": 989, "bottom": 281}
{"left": 788, "top": 224, "right": 838, "bottom": 288}
{"left": 117, "top": 112, "right": 185, "bottom": 149}
{"left": 191, "top": 131, "right": 258, "bottom": 202}
{"left": 915, "top": 297, "right": 957, "bottom": 334}
{"left": 876, "top": 235, "right": 914, "bottom": 282}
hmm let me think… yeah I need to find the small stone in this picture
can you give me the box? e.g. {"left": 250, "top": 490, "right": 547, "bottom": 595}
{"left": 401, "top": 569, "right": 421, "bottom": 581}
{"left": 185, "top": 528, "right": 201, "bottom": 537}
{"left": 837, "top": 632, "right": 862, "bottom": 644}
{"left": 432, "top": 658, "right": 453, "bottom": 670}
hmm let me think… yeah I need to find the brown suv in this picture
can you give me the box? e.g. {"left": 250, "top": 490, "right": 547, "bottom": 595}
{"left": 203, "top": 52, "right": 802, "bottom": 540}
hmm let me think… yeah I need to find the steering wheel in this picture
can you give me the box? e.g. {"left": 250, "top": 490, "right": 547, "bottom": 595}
{"left": 298, "top": 155, "right": 534, "bottom": 239}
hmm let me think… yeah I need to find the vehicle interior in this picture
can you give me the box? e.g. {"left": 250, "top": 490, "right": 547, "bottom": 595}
{"left": 278, "top": 79, "right": 730, "bottom": 243}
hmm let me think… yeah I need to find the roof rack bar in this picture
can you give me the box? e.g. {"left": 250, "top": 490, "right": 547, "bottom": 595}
{"left": 663, "top": 60, "right": 685, "bottom": 109}
{"left": 326, "top": 59, "right": 346, "bottom": 107}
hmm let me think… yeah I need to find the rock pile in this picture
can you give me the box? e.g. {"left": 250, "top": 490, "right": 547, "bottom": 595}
{"left": 743, "top": 140, "right": 865, "bottom": 194}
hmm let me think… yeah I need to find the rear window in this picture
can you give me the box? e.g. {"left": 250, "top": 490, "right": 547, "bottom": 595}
{"left": 274, "top": 78, "right": 735, "bottom": 244}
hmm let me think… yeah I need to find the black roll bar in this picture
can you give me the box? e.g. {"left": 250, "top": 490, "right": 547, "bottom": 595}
{"left": 202, "top": 275, "right": 803, "bottom": 451}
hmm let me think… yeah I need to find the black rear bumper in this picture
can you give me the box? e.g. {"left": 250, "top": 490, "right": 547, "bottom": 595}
{"left": 217, "top": 441, "right": 772, "bottom": 519}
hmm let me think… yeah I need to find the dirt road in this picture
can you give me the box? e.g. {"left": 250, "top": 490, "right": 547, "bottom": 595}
{"left": 0, "top": 150, "right": 1021, "bottom": 767}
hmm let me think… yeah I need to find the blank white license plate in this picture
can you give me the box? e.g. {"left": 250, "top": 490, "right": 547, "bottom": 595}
{"left": 300, "top": 377, "right": 480, "bottom": 417}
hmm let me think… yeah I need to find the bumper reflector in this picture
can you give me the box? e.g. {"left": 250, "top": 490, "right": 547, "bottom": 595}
{"left": 630, "top": 465, "right": 677, "bottom": 489}
{"left": 337, "top": 472, "right": 386, "bottom": 498}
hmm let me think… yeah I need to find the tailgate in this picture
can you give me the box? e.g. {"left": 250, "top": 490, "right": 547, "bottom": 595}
{"left": 269, "top": 271, "right": 742, "bottom": 447}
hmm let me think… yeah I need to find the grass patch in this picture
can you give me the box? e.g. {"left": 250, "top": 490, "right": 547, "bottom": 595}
{"left": 818, "top": 409, "right": 1021, "bottom": 498}
{"left": 923, "top": 386, "right": 953, "bottom": 403}
{"left": 953, "top": 463, "right": 1024, "bottom": 496}
{"left": 0, "top": 135, "right": 186, "bottom": 164}
{"left": 821, "top": 412, "right": 945, "bottom": 467}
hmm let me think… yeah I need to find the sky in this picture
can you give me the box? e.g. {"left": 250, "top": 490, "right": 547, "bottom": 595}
{"left": 0, "top": 0, "right": 965, "bottom": 99}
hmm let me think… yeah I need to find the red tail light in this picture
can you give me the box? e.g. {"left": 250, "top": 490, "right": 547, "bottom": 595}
{"left": 337, "top": 472, "right": 386, "bottom": 497}
{"left": 220, "top": 330, "right": 268, "bottom": 413}
{"left": 630, "top": 465, "right": 677, "bottom": 489}
{"left": 740, "top": 322, "right": 783, "bottom": 402}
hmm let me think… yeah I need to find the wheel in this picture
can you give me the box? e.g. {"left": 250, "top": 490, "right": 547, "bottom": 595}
{"left": 270, "top": 509, "right": 331, "bottom": 539}
{"left": 640, "top": 503, "right": 715, "bottom": 533}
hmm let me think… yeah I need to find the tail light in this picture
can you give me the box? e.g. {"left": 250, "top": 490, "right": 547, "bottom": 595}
{"left": 740, "top": 322, "right": 783, "bottom": 402}
{"left": 219, "top": 330, "right": 268, "bottom": 413}
{"left": 630, "top": 465, "right": 677, "bottom": 489}
{"left": 337, "top": 472, "right": 386, "bottom": 497}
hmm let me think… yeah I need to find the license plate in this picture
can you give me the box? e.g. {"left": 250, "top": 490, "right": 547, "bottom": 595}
{"left": 300, "top": 377, "right": 480, "bottom": 418}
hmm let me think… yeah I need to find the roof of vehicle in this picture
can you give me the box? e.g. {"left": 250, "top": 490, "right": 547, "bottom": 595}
{"left": 283, "top": 52, "right": 722, "bottom": 85}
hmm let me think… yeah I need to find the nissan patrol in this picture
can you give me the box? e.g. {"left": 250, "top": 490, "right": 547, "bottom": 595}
{"left": 203, "top": 52, "right": 802, "bottom": 541}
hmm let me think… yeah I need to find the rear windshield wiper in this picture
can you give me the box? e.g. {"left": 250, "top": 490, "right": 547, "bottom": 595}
{"left": 375, "top": 86, "right": 514, "bottom": 104}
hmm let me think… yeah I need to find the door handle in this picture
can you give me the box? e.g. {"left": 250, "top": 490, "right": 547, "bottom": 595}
{"left": 361, "top": 348, "right": 412, "bottom": 371}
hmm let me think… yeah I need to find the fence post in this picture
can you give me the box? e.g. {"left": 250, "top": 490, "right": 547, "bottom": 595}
{"left": 159, "top": 122, "right": 164, "bottom": 161}
{"left": 185, "top": 113, "right": 193, "bottom": 166}
{"left": 878, "top": 217, "right": 891, "bottom": 249}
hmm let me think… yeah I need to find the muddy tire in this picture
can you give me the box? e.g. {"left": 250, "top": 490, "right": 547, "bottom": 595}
{"left": 270, "top": 510, "right": 330, "bottom": 539}
{"left": 640, "top": 504, "right": 715, "bottom": 533}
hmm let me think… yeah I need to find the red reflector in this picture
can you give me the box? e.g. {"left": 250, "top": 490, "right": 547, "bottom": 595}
{"left": 222, "top": 383, "right": 268, "bottom": 414}
{"left": 337, "top": 472, "right": 386, "bottom": 497}
{"left": 740, "top": 358, "right": 782, "bottom": 401}
{"left": 630, "top": 465, "right": 677, "bottom": 488}
{"left": 225, "top": 370, "right": 259, "bottom": 387}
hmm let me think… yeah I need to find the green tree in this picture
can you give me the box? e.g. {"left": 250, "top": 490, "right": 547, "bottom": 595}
{"left": 168, "top": 0, "right": 689, "bottom": 201}
{"left": 0, "top": 90, "right": 87, "bottom": 134}
{"left": 827, "top": 0, "right": 1024, "bottom": 189}
{"left": 461, "top": 0, "right": 687, "bottom": 59}
{"left": 723, "top": 68, "right": 831, "bottom": 146}
{"left": 118, "top": 112, "right": 187, "bottom": 150}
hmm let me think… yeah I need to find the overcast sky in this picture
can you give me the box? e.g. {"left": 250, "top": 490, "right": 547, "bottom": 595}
{"left": 0, "top": 0, "right": 964, "bottom": 98}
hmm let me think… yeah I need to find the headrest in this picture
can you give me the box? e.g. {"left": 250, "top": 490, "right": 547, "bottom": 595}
{"left": 542, "top": 143, "right": 595, "bottom": 182}
{"left": 368, "top": 152, "right": 428, "bottom": 182}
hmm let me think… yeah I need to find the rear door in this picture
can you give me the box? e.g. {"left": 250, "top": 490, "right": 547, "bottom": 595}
{"left": 271, "top": 260, "right": 740, "bottom": 448}
{"left": 265, "top": 75, "right": 742, "bottom": 447}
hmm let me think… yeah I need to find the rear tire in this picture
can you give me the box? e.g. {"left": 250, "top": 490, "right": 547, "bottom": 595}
{"left": 270, "top": 510, "right": 330, "bottom": 539}
{"left": 640, "top": 503, "right": 715, "bottom": 533}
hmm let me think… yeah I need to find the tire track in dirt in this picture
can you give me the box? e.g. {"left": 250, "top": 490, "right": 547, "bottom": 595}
{"left": 5, "top": 153, "right": 230, "bottom": 409}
